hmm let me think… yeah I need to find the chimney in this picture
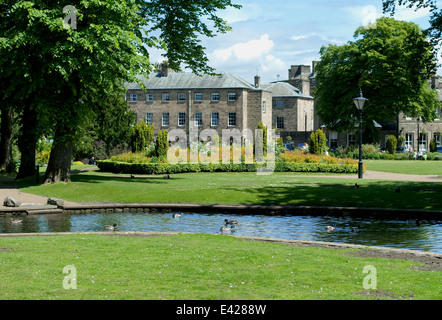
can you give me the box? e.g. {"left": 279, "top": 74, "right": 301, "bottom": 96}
{"left": 254, "top": 75, "right": 261, "bottom": 88}
{"left": 158, "top": 61, "right": 172, "bottom": 77}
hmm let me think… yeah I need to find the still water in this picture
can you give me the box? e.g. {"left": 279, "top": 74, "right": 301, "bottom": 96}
{"left": 1, "top": 212, "right": 442, "bottom": 254}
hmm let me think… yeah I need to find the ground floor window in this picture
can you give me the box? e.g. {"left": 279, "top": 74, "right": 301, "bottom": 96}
{"left": 434, "top": 133, "right": 441, "bottom": 146}
{"left": 178, "top": 112, "right": 186, "bottom": 126}
{"left": 162, "top": 112, "right": 169, "bottom": 126}
{"left": 276, "top": 117, "right": 284, "bottom": 129}
{"left": 347, "top": 134, "right": 356, "bottom": 146}
{"left": 211, "top": 112, "right": 219, "bottom": 126}
{"left": 405, "top": 133, "right": 413, "bottom": 151}
{"left": 329, "top": 132, "right": 338, "bottom": 148}
{"left": 228, "top": 112, "right": 236, "bottom": 126}
{"left": 418, "top": 133, "right": 427, "bottom": 151}
{"left": 194, "top": 112, "right": 203, "bottom": 126}
{"left": 146, "top": 112, "right": 153, "bottom": 125}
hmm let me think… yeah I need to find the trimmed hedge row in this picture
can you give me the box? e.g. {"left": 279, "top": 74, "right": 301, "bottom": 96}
{"left": 96, "top": 160, "right": 360, "bottom": 174}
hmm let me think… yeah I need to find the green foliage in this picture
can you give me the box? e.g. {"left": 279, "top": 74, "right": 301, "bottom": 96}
{"left": 96, "top": 159, "right": 359, "bottom": 175}
{"left": 308, "top": 129, "right": 326, "bottom": 155}
{"left": 429, "top": 137, "right": 437, "bottom": 152}
{"left": 256, "top": 122, "right": 267, "bottom": 156}
{"left": 155, "top": 129, "right": 169, "bottom": 157}
{"left": 131, "top": 122, "right": 154, "bottom": 153}
{"left": 315, "top": 17, "right": 439, "bottom": 139}
{"left": 386, "top": 136, "right": 398, "bottom": 155}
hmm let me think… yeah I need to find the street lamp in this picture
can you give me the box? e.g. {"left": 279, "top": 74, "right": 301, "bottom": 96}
{"left": 304, "top": 108, "right": 307, "bottom": 142}
{"left": 417, "top": 116, "right": 421, "bottom": 153}
{"left": 353, "top": 89, "right": 368, "bottom": 179}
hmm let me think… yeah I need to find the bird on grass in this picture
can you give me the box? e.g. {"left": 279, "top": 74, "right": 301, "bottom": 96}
{"left": 224, "top": 219, "right": 238, "bottom": 226}
{"left": 130, "top": 175, "right": 135, "bottom": 179}
{"left": 104, "top": 223, "right": 118, "bottom": 231}
{"left": 351, "top": 225, "right": 361, "bottom": 232}
{"left": 350, "top": 183, "right": 359, "bottom": 189}
{"left": 325, "top": 224, "right": 336, "bottom": 231}
{"left": 163, "top": 174, "right": 170, "bottom": 179}
{"left": 393, "top": 187, "right": 401, "bottom": 193}
{"left": 172, "top": 212, "right": 182, "bottom": 218}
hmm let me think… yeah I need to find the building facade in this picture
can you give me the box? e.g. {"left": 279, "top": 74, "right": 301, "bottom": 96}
{"left": 126, "top": 69, "right": 272, "bottom": 144}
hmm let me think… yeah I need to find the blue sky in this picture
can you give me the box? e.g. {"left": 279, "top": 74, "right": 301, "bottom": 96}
{"left": 150, "top": 0, "right": 439, "bottom": 84}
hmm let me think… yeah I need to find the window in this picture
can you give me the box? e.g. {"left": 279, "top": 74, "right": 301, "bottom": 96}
{"left": 146, "top": 112, "right": 153, "bottom": 125}
{"left": 347, "top": 134, "right": 356, "bottom": 146}
{"left": 434, "top": 133, "right": 441, "bottom": 146}
{"left": 228, "top": 93, "right": 237, "bottom": 101}
{"left": 262, "top": 101, "right": 266, "bottom": 113}
{"left": 146, "top": 94, "right": 154, "bottom": 102}
{"left": 228, "top": 112, "right": 236, "bottom": 126}
{"left": 178, "top": 93, "right": 186, "bottom": 102}
{"left": 194, "top": 112, "right": 202, "bottom": 126}
{"left": 436, "top": 107, "right": 441, "bottom": 120}
{"left": 162, "top": 93, "right": 170, "bottom": 102}
{"left": 129, "top": 94, "right": 137, "bottom": 102}
{"left": 195, "top": 93, "right": 203, "bottom": 101}
{"left": 405, "top": 133, "right": 413, "bottom": 150}
{"left": 178, "top": 112, "right": 186, "bottom": 126}
{"left": 211, "top": 112, "right": 219, "bottom": 126}
{"left": 162, "top": 112, "right": 169, "bottom": 126}
{"left": 211, "top": 93, "right": 220, "bottom": 101}
{"left": 274, "top": 100, "right": 284, "bottom": 108}
{"left": 329, "top": 132, "right": 338, "bottom": 148}
{"left": 419, "top": 133, "right": 427, "bottom": 151}
{"left": 276, "top": 117, "right": 284, "bottom": 129}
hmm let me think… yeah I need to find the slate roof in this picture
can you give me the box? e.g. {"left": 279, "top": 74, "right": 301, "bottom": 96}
{"left": 126, "top": 72, "right": 261, "bottom": 91}
{"left": 261, "top": 82, "right": 313, "bottom": 99}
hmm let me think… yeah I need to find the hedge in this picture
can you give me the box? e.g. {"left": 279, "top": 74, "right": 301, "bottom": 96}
{"left": 96, "top": 160, "right": 360, "bottom": 174}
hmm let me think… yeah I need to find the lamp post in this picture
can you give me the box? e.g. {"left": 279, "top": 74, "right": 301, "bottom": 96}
{"left": 304, "top": 108, "right": 307, "bottom": 142}
{"left": 417, "top": 116, "right": 421, "bottom": 153}
{"left": 353, "top": 89, "right": 368, "bottom": 179}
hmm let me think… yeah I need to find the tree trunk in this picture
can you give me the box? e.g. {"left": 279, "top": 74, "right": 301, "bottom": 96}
{"left": 43, "top": 128, "right": 74, "bottom": 183}
{"left": 16, "top": 104, "right": 38, "bottom": 179}
{"left": 0, "top": 104, "right": 14, "bottom": 173}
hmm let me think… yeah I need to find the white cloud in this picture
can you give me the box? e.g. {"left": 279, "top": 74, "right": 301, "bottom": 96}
{"left": 211, "top": 34, "right": 274, "bottom": 62}
{"left": 393, "top": 6, "right": 432, "bottom": 21}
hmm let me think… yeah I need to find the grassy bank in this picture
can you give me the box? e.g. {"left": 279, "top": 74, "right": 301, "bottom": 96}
{"left": 364, "top": 160, "right": 442, "bottom": 176}
{"left": 0, "top": 233, "right": 440, "bottom": 300}
{"left": 10, "top": 171, "right": 442, "bottom": 211}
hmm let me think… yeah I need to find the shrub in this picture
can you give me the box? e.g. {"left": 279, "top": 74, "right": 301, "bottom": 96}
{"left": 110, "top": 152, "right": 150, "bottom": 164}
{"left": 131, "top": 122, "right": 154, "bottom": 153}
{"left": 386, "top": 136, "right": 397, "bottom": 155}
{"left": 308, "top": 129, "right": 326, "bottom": 155}
{"left": 429, "top": 138, "right": 437, "bottom": 153}
{"left": 155, "top": 129, "right": 169, "bottom": 158}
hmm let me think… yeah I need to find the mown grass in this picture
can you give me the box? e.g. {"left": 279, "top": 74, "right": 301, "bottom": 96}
{"left": 9, "top": 171, "right": 442, "bottom": 211}
{"left": 364, "top": 160, "right": 442, "bottom": 176}
{"left": 0, "top": 233, "right": 440, "bottom": 300}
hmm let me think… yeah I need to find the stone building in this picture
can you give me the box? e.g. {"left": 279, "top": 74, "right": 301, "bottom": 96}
{"left": 125, "top": 68, "right": 272, "bottom": 144}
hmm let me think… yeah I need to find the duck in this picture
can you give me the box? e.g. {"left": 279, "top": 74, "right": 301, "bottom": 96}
{"left": 408, "top": 219, "right": 420, "bottom": 226}
{"left": 104, "top": 223, "right": 118, "bottom": 231}
{"left": 393, "top": 187, "right": 401, "bottom": 193}
{"left": 325, "top": 224, "right": 336, "bottom": 231}
{"left": 224, "top": 219, "right": 238, "bottom": 226}
{"left": 172, "top": 212, "right": 182, "bottom": 218}
{"left": 163, "top": 174, "right": 170, "bottom": 179}
{"left": 351, "top": 225, "right": 361, "bottom": 232}
{"left": 220, "top": 225, "right": 233, "bottom": 232}
{"left": 351, "top": 183, "right": 359, "bottom": 189}
{"left": 10, "top": 219, "right": 22, "bottom": 224}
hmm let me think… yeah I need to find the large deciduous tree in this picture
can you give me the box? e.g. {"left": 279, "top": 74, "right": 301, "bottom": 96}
{"left": 314, "top": 17, "right": 439, "bottom": 142}
{"left": 0, "top": 0, "right": 240, "bottom": 183}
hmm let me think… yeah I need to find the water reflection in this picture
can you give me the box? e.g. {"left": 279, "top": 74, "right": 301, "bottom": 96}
{"left": 1, "top": 212, "right": 441, "bottom": 253}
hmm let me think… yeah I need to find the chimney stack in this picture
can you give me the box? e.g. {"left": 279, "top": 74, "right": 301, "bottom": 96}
{"left": 254, "top": 75, "right": 261, "bottom": 88}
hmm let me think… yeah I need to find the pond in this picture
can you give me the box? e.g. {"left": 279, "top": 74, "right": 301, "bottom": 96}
{"left": 1, "top": 211, "right": 442, "bottom": 254}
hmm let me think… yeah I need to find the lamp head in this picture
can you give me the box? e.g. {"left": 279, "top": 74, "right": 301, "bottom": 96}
{"left": 353, "top": 89, "right": 368, "bottom": 111}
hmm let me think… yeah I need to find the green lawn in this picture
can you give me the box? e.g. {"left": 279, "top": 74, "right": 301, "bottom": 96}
{"left": 364, "top": 160, "right": 442, "bottom": 176}
{"left": 0, "top": 233, "right": 439, "bottom": 300}
{"left": 9, "top": 170, "right": 442, "bottom": 211}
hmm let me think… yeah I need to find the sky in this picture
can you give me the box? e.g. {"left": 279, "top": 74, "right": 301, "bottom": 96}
{"left": 150, "top": 0, "right": 440, "bottom": 85}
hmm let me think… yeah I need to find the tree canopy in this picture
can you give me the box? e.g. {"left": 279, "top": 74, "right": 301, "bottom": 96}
{"left": 314, "top": 17, "right": 439, "bottom": 142}
{"left": 0, "top": 0, "right": 240, "bottom": 182}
